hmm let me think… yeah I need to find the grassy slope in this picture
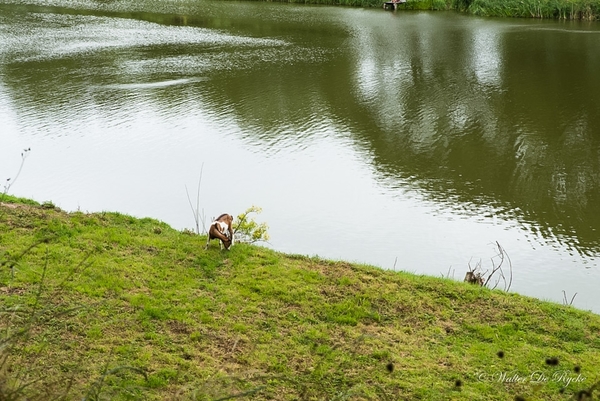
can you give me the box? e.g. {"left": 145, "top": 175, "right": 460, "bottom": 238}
{"left": 1, "top": 195, "right": 599, "bottom": 400}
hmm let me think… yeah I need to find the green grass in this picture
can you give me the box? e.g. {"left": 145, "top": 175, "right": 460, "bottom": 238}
{"left": 1, "top": 194, "right": 599, "bottom": 400}
{"left": 458, "top": 0, "right": 600, "bottom": 18}
{"left": 245, "top": 0, "right": 600, "bottom": 19}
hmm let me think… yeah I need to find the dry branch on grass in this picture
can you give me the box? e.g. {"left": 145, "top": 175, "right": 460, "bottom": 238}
{"left": 464, "top": 241, "right": 513, "bottom": 291}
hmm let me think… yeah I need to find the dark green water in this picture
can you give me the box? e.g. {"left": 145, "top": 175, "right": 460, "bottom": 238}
{"left": 1, "top": 0, "right": 599, "bottom": 311}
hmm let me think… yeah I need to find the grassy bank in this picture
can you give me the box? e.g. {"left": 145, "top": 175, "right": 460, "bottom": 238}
{"left": 259, "top": 0, "right": 600, "bottom": 20}
{"left": 1, "top": 195, "right": 599, "bottom": 400}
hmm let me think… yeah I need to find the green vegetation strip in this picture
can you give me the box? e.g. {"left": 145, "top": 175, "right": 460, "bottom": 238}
{"left": 1, "top": 195, "right": 599, "bottom": 400}
{"left": 256, "top": 0, "right": 600, "bottom": 20}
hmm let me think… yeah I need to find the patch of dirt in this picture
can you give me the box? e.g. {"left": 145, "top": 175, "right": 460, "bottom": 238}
{"left": 0, "top": 202, "right": 22, "bottom": 209}
{"left": 0, "top": 286, "right": 26, "bottom": 295}
{"left": 168, "top": 320, "right": 191, "bottom": 335}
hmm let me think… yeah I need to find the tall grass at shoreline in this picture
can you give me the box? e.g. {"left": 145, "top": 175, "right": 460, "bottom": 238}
{"left": 461, "top": 0, "right": 599, "bottom": 19}
{"left": 254, "top": 0, "right": 599, "bottom": 20}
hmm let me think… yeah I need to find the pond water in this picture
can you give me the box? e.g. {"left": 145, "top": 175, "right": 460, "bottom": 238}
{"left": 1, "top": 0, "right": 599, "bottom": 313}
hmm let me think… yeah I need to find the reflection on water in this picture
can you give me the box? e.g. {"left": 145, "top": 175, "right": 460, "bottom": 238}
{"left": 342, "top": 13, "right": 600, "bottom": 256}
{"left": 1, "top": 1, "right": 599, "bottom": 312}
{"left": 471, "top": 24, "right": 502, "bottom": 87}
{"left": 103, "top": 77, "right": 207, "bottom": 89}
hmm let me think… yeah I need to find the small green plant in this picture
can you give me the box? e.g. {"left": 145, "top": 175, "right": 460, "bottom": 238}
{"left": 233, "top": 206, "right": 270, "bottom": 244}
{"left": 41, "top": 201, "right": 56, "bottom": 210}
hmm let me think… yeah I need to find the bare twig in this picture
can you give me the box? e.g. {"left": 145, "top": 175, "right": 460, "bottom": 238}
{"left": 2, "top": 148, "right": 31, "bottom": 197}
{"left": 185, "top": 163, "right": 206, "bottom": 235}
{"left": 232, "top": 212, "right": 249, "bottom": 237}
{"left": 465, "top": 242, "right": 512, "bottom": 291}
{"left": 562, "top": 290, "right": 578, "bottom": 306}
{"left": 1, "top": 148, "right": 31, "bottom": 223}
{"left": 482, "top": 242, "right": 512, "bottom": 291}
{"left": 442, "top": 265, "right": 454, "bottom": 279}
{"left": 230, "top": 337, "right": 240, "bottom": 354}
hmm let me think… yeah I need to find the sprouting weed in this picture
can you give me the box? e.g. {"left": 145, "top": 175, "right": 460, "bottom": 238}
{"left": 233, "top": 206, "right": 269, "bottom": 244}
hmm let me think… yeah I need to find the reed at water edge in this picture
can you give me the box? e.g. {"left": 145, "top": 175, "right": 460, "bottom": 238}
{"left": 259, "top": 0, "right": 599, "bottom": 20}
{"left": 457, "top": 0, "right": 599, "bottom": 19}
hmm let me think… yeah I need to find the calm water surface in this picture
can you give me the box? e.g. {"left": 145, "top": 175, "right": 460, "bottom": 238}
{"left": 1, "top": 0, "right": 599, "bottom": 312}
